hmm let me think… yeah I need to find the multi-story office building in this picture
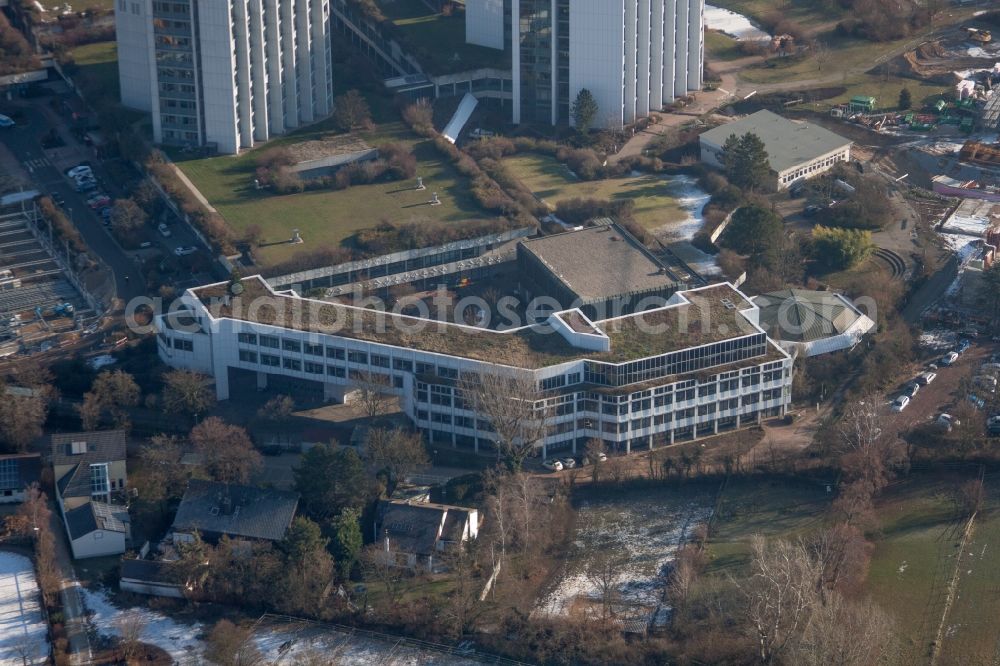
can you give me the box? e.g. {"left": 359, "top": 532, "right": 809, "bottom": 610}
{"left": 468, "top": 0, "right": 704, "bottom": 127}
{"left": 156, "top": 272, "right": 792, "bottom": 458}
{"left": 115, "top": 0, "right": 334, "bottom": 154}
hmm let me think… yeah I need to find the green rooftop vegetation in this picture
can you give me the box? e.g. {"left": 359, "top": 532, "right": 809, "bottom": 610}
{"left": 194, "top": 278, "right": 766, "bottom": 368}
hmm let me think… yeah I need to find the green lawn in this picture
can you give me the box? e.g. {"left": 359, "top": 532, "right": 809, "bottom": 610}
{"left": 866, "top": 476, "right": 966, "bottom": 662}
{"left": 705, "top": 30, "right": 744, "bottom": 62}
{"left": 176, "top": 122, "right": 493, "bottom": 266}
{"left": 704, "top": 477, "right": 832, "bottom": 574}
{"left": 708, "top": 0, "right": 846, "bottom": 28}
{"left": 67, "top": 41, "right": 120, "bottom": 106}
{"left": 503, "top": 153, "right": 691, "bottom": 231}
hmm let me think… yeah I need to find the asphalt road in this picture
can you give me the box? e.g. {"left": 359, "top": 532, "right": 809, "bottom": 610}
{"left": 0, "top": 99, "right": 146, "bottom": 302}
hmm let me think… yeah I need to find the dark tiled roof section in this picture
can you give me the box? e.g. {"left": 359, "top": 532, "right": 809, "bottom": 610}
{"left": 65, "top": 501, "right": 128, "bottom": 540}
{"left": 50, "top": 430, "right": 127, "bottom": 467}
{"left": 378, "top": 501, "right": 446, "bottom": 557}
{"left": 172, "top": 479, "right": 299, "bottom": 542}
{"left": 120, "top": 559, "right": 178, "bottom": 584}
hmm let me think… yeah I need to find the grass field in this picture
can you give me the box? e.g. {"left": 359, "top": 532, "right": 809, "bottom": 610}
{"left": 503, "top": 153, "right": 703, "bottom": 233}
{"left": 705, "top": 30, "right": 745, "bottom": 62}
{"left": 67, "top": 41, "right": 120, "bottom": 105}
{"left": 704, "top": 476, "right": 832, "bottom": 574}
{"left": 176, "top": 122, "right": 492, "bottom": 265}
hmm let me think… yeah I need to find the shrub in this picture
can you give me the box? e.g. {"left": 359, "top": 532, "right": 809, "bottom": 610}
{"left": 270, "top": 166, "right": 304, "bottom": 194}
{"left": 401, "top": 99, "right": 435, "bottom": 137}
{"left": 255, "top": 147, "right": 295, "bottom": 170}
{"left": 555, "top": 147, "right": 603, "bottom": 180}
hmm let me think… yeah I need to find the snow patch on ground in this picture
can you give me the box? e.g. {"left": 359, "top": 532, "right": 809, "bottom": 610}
{"left": 663, "top": 174, "right": 712, "bottom": 241}
{"left": 536, "top": 493, "right": 713, "bottom": 626}
{"left": 80, "top": 587, "right": 477, "bottom": 666}
{"left": 705, "top": 4, "right": 771, "bottom": 42}
{"left": 0, "top": 551, "right": 49, "bottom": 666}
{"left": 919, "top": 328, "right": 958, "bottom": 351}
{"left": 254, "top": 620, "right": 477, "bottom": 665}
{"left": 80, "top": 587, "right": 205, "bottom": 664}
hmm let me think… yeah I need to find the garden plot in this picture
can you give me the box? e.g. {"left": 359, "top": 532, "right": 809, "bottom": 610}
{"left": 0, "top": 552, "right": 49, "bottom": 666}
{"left": 536, "top": 488, "right": 713, "bottom": 628}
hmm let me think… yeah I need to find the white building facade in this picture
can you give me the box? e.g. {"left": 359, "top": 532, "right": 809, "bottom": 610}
{"left": 114, "top": 0, "right": 334, "bottom": 154}
{"left": 467, "top": 0, "right": 703, "bottom": 127}
{"left": 157, "top": 276, "right": 792, "bottom": 457}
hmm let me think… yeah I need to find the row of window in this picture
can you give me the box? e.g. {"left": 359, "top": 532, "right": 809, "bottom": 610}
{"left": 236, "top": 349, "right": 404, "bottom": 388}
{"left": 161, "top": 334, "right": 193, "bottom": 352}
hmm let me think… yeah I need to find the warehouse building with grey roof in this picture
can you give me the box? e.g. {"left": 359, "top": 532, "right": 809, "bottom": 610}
{"left": 699, "top": 110, "right": 853, "bottom": 190}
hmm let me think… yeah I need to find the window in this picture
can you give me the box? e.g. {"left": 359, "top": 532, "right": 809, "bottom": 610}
{"left": 542, "top": 375, "right": 566, "bottom": 391}
{"left": 326, "top": 346, "right": 345, "bottom": 360}
{"left": 416, "top": 362, "right": 434, "bottom": 375}
{"left": 238, "top": 350, "right": 257, "bottom": 363}
{"left": 238, "top": 332, "right": 257, "bottom": 345}
{"left": 393, "top": 359, "right": 413, "bottom": 372}
{"left": 371, "top": 354, "right": 390, "bottom": 368}
{"left": 259, "top": 334, "right": 279, "bottom": 349}
{"left": 90, "top": 463, "right": 110, "bottom": 497}
{"left": 282, "top": 339, "right": 301, "bottom": 353}
{"left": 437, "top": 367, "right": 458, "bottom": 380}
{"left": 327, "top": 365, "right": 346, "bottom": 378}
{"left": 260, "top": 353, "right": 280, "bottom": 367}
{"left": 173, "top": 338, "right": 193, "bottom": 352}
{"left": 304, "top": 342, "right": 323, "bottom": 356}
{"left": 347, "top": 351, "right": 367, "bottom": 364}
{"left": 283, "top": 358, "right": 302, "bottom": 371}
{"left": 0, "top": 459, "right": 17, "bottom": 491}
{"left": 305, "top": 361, "right": 324, "bottom": 375}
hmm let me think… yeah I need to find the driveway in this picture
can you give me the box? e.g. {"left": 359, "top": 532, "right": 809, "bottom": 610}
{"left": 46, "top": 502, "right": 92, "bottom": 666}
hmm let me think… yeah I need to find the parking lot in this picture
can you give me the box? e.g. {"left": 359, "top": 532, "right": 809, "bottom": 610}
{"left": 885, "top": 339, "right": 996, "bottom": 434}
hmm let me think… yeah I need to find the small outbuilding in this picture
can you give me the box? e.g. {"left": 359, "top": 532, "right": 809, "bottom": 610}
{"left": 0, "top": 453, "right": 42, "bottom": 504}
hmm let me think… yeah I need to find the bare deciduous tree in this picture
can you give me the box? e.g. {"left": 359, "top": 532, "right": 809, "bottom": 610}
{"left": 0, "top": 390, "right": 47, "bottom": 452}
{"left": 460, "top": 365, "right": 546, "bottom": 471}
{"left": 363, "top": 427, "right": 429, "bottom": 492}
{"left": 959, "top": 478, "right": 985, "bottom": 517}
{"left": 190, "top": 417, "right": 262, "bottom": 484}
{"left": 204, "top": 619, "right": 265, "bottom": 666}
{"left": 737, "top": 536, "right": 822, "bottom": 664}
{"left": 353, "top": 371, "right": 391, "bottom": 419}
{"left": 362, "top": 543, "right": 406, "bottom": 606}
{"left": 790, "top": 593, "right": 896, "bottom": 666}
{"left": 114, "top": 609, "right": 147, "bottom": 664}
{"left": 586, "top": 549, "right": 624, "bottom": 621}
{"left": 162, "top": 369, "right": 216, "bottom": 420}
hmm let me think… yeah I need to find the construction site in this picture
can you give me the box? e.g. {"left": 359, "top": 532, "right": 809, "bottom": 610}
{"left": 0, "top": 199, "right": 113, "bottom": 357}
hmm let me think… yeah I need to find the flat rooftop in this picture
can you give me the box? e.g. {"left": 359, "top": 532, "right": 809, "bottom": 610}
{"left": 700, "top": 110, "right": 852, "bottom": 174}
{"left": 377, "top": 0, "right": 509, "bottom": 74}
{"left": 190, "top": 277, "right": 762, "bottom": 368}
{"left": 520, "top": 225, "right": 679, "bottom": 303}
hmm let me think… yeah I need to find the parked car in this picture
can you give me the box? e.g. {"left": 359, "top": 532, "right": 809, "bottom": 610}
{"left": 157, "top": 222, "right": 172, "bottom": 238}
{"left": 902, "top": 382, "right": 920, "bottom": 398}
{"left": 917, "top": 371, "right": 937, "bottom": 385}
{"left": 560, "top": 457, "right": 577, "bottom": 469}
{"left": 75, "top": 180, "right": 97, "bottom": 193}
{"left": 138, "top": 241, "right": 153, "bottom": 249}
{"left": 936, "top": 413, "right": 958, "bottom": 431}
{"left": 67, "top": 164, "right": 93, "bottom": 179}
{"left": 988, "top": 415, "right": 1000, "bottom": 436}
{"left": 541, "top": 459, "right": 563, "bottom": 472}
{"left": 891, "top": 395, "right": 910, "bottom": 412}
{"left": 803, "top": 204, "right": 822, "bottom": 217}
{"left": 957, "top": 339, "right": 972, "bottom": 354}
{"left": 174, "top": 246, "right": 197, "bottom": 256}
{"left": 940, "top": 352, "right": 960, "bottom": 366}
{"left": 0, "top": 114, "right": 15, "bottom": 128}
{"left": 87, "top": 195, "right": 110, "bottom": 210}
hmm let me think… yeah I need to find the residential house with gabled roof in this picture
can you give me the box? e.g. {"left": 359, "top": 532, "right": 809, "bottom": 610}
{"left": 51, "top": 430, "right": 128, "bottom": 511}
{"left": 375, "top": 499, "right": 479, "bottom": 572}
{"left": 51, "top": 430, "right": 130, "bottom": 559}
{"left": 170, "top": 479, "right": 299, "bottom": 545}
